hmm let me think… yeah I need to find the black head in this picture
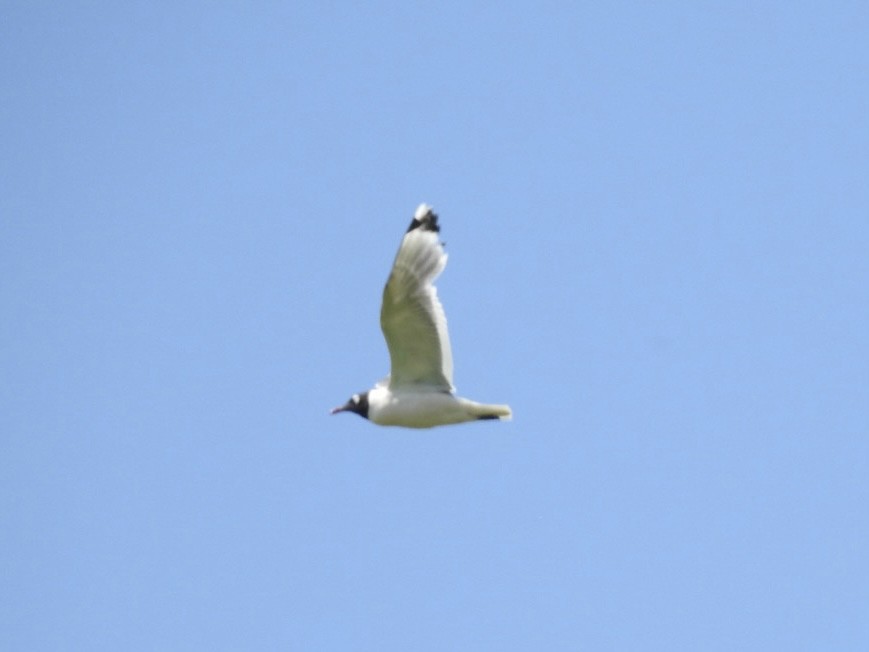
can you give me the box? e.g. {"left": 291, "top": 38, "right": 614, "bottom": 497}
{"left": 330, "top": 392, "right": 370, "bottom": 420}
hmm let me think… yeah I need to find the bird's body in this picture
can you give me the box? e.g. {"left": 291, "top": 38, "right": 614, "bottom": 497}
{"left": 366, "top": 386, "right": 511, "bottom": 428}
{"left": 331, "top": 204, "right": 512, "bottom": 429}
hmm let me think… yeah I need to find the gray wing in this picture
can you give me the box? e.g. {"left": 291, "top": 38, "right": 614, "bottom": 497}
{"left": 380, "top": 205, "right": 454, "bottom": 391}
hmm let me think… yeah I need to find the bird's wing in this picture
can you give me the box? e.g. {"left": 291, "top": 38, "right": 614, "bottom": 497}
{"left": 380, "top": 204, "right": 454, "bottom": 391}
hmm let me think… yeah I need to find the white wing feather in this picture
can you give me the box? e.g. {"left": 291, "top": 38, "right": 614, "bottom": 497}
{"left": 380, "top": 207, "right": 454, "bottom": 391}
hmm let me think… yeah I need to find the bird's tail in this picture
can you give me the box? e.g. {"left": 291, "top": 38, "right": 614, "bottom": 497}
{"left": 463, "top": 400, "right": 512, "bottom": 421}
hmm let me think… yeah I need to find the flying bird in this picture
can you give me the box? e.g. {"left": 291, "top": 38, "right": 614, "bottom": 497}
{"left": 331, "top": 204, "right": 512, "bottom": 428}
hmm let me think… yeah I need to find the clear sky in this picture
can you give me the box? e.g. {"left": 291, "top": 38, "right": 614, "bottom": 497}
{"left": 3, "top": 3, "right": 868, "bottom": 650}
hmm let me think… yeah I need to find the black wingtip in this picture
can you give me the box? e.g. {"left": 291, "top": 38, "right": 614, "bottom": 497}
{"left": 406, "top": 204, "right": 440, "bottom": 234}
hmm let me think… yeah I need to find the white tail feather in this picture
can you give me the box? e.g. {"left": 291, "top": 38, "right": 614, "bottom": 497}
{"left": 461, "top": 400, "right": 512, "bottom": 421}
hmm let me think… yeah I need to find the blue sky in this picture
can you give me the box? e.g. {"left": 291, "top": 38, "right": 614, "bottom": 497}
{"left": 2, "top": 2, "right": 868, "bottom": 650}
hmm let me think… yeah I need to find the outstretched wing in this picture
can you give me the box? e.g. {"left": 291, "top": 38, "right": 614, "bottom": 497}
{"left": 380, "top": 204, "right": 454, "bottom": 391}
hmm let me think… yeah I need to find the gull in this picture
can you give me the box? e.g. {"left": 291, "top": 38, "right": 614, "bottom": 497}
{"left": 331, "top": 204, "right": 512, "bottom": 428}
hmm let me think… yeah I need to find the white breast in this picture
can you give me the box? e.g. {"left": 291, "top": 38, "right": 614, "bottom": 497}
{"left": 367, "top": 387, "right": 477, "bottom": 428}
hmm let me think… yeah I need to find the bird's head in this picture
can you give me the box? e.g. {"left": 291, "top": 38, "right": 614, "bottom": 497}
{"left": 330, "top": 392, "right": 370, "bottom": 420}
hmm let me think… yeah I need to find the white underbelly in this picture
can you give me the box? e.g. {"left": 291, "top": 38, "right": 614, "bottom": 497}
{"left": 370, "top": 391, "right": 474, "bottom": 428}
